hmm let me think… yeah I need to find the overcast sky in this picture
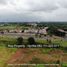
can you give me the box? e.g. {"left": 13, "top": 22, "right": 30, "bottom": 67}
{"left": 0, "top": 0, "right": 67, "bottom": 22}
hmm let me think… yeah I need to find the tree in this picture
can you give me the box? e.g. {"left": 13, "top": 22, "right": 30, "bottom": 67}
{"left": 28, "top": 37, "right": 36, "bottom": 45}
{"left": 56, "top": 60, "right": 60, "bottom": 64}
{"left": 48, "top": 26, "right": 66, "bottom": 37}
{"left": 17, "top": 37, "right": 23, "bottom": 45}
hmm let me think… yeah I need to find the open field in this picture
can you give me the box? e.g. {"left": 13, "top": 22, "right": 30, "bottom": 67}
{"left": 0, "top": 35, "right": 67, "bottom": 67}
{"left": 0, "top": 35, "right": 67, "bottom": 47}
{"left": 0, "top": 23, "right": 67, "bottom": 67}
{"left": 0, "top": 46, "right": 17, "bottom": 67}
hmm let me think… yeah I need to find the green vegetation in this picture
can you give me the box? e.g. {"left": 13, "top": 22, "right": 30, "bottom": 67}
{"left": 40, "top": 48, "right": 53, "bottom": 54}
{"left": 36, "top": 64, "right": 45, "bottom": 67}
{"left": 0, "top": 46, "right": 17, "bottom": 67}
{"left": 29, "top": 57, "right": 45, "bottom": 64}
{"left": 28, "top": 37, "right": 36, "bottom": 45}
{"left": 62, "top": 63, "right": 67, "bottom": 67}
{"left": 0, "top": 36, "right": 17, "bottom": 67}
{"left": 17, "top": 37, "right": 23, "bottom": 45}
{"left": 0, "top": 22, "right": 67, "bottom": 66}
{"left": 0, "top": 35, "right": 67, "bottom": 48}
{"left": 36, "top": 39, "right": 47, "bottom": 44}
{"left": 0, "top": 35, "right": 17, "bottom": 46}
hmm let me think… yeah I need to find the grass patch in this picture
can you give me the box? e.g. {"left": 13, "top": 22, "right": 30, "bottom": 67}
{"left": 36, "top": 64, "right": 45, "bottom": 67}
{"left": 36, "top": 39, "right": 47, "bottom": 44}
{"left": 29, "top": 57, "right": 45, "bottom": 64}
{"left": 40, "top": 48, "right": 53, "bottom": 54}
{"left": 0, "top": 35, "right": 17, "bottom": 46}
{"left": 62, "top": 63, "right": 67, "bottom": 67}
{"left": 0, "top": 46, "right": 17, "bottom": 67}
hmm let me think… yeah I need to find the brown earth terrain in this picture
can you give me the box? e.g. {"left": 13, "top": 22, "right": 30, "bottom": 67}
{"left": 7, "top": 48, "right": 67, "bottom": 67}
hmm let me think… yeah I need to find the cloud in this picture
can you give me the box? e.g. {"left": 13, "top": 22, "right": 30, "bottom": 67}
{"left": 0, "top": 0, "right": 8, "bottom": 5}
{"left": 0, "top": 0, "right": 67, "bottom": 22}
{"left": 10, "top": 0, "right": 59, "bottom": 12}
{"left": 59, "top": 0, "right": 67, "bottom": 8}
{"left": 0, "top": 0, "right": 59, "bottom": 12}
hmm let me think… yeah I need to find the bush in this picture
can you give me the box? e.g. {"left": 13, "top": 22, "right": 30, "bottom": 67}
{"left": 56, "top": 60, "right": 60, "bottom": 64}
{"left": 17, "top": 37, "right": 23, "bottom": 45}
{"left": 28, "top": 37, "right": 36, "bottom": 45}
{"left": 29, "top": 57, "right": 45, "bottom": 64}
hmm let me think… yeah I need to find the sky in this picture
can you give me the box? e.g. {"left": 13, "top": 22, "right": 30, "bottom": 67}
{"left": 0, "top": 0, "right": 67, "bottom": 22}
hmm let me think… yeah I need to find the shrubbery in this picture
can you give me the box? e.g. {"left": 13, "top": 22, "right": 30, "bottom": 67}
{"left": 17, "top": 37, "right": 36, "bottom": 45}
{"left": 17, "top": 37, "right": 23, "bottom": 45}
{"left": 27, "top": 37, "right": 36, "bottom": 45}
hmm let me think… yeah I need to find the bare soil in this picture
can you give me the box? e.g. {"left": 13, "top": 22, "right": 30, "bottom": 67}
{"left": 7, "top": 48, "right": 64, "bottom": 64}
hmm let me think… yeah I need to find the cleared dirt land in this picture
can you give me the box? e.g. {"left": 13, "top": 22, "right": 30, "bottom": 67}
{"left": 6, "top": 48, "right": 66, "bottom": 67}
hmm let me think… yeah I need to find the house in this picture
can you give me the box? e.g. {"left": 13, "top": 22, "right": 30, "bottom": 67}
{"left": 24, "top": 27, "right": 48, "bottom": 35}
{"left": 9, "top": 29, "right": 22, "bottom": 33}
{"left": 37, "top": 27, "right": 48, "bottom": 35}
{"left": 24, "top": 29, "right": 38, "bottom": 33}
